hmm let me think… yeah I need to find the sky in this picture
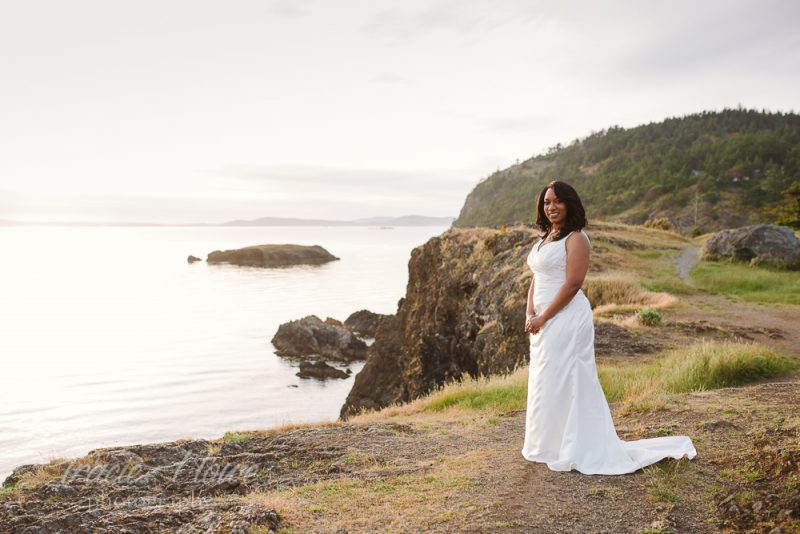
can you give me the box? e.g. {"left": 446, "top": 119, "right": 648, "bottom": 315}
{"left": 1, "top": 0, "right": 798, "bottom": 224}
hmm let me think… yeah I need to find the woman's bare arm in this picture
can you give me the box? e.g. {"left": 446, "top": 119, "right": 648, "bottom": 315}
{"left": 537, "top": 231, "right": 590, "bottom": 322}
{"left": 526, "top": 274, "right": 535, "bottom": 318}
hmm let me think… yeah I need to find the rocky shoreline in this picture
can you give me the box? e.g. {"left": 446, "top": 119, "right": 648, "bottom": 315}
{"left": 1, "top": 421, "right": 416, "bottom": 533}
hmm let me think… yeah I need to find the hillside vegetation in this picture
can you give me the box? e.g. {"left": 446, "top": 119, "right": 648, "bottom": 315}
{"left": 454, "top": 107, "right": 800, "bottom": 233}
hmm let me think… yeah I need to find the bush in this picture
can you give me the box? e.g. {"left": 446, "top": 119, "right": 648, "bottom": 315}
{"left": 637, "top": 308, "right": 663, "bottom": 326}
{"left": 643, "top": 217, "right": 676, "bottom": 232}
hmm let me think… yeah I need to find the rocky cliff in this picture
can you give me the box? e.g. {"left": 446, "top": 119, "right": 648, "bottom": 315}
{"left": 339, "top": 226, "right": 536, "bottom": 419}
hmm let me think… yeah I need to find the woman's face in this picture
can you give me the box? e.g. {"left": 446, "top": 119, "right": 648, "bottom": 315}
{"left": 543, "top": 187, "right": 567, "bottom": 227}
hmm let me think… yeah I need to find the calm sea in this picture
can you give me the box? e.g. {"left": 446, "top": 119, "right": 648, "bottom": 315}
{"left": 0, "top": 224, "right": 450, "bottom": 481}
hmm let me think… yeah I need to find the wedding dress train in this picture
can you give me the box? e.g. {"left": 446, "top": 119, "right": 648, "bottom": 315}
{"left": 520, "top": 229, "right": 697, "bottom": 475}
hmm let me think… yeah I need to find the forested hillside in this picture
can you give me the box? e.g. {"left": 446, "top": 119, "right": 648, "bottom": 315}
{"left": 454, "top": 107, "right": 800, "bottom": 234}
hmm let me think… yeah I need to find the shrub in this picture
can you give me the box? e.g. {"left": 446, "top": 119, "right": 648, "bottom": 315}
{"left": 637, "top": 308, "right": 663, "bottom": 326}
{"left": 643, "top": 217, "right": 676, "bottom": 232}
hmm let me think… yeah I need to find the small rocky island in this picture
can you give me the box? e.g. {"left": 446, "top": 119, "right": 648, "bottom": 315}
{"left": 206, "top": 244, "right": 339, "bottom": 268}
{"left": 273, "top": 310, "right": 388, "bottom": 380}
{"left": 271, "top": 315, "right": 368, "bottom": 363}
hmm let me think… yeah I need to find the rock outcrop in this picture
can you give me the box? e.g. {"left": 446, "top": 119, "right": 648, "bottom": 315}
{"left": 207, "top": 244, "right": 339, "bottom": 268}
{"left": 701, "top": 224, "right": 800, "bottom": 269}
{"left": 296, "top": 360, "right": 350, "bottom": 380}
{"left": 271, "top": 315, "right": 368, "bottom": 362}
{"left": 0, "top": 421, "right": 415, "bottom": 532}
{"left": 339, "top": 226, "right": 535, "bottom": 419}
{"left": 343, "top": 309, "right": 390, "bottom": 338}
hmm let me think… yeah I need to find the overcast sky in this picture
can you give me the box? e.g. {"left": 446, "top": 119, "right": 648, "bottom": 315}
{"left": 1, "top": 0, "right": 798, "bottom": 223}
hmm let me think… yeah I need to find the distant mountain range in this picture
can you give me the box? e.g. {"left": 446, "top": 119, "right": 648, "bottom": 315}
{"left": 0, "top": 215, "right": 455, "bottom": 227}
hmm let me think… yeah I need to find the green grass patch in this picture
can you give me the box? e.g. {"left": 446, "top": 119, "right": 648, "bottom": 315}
{"left": 420, "top": 372, "right": 527, "bottom": 413}
{"left": 644, "top": 458, "right": 686, "bottom": 503}
{"left": 690, "top": 260, "right": 800, "bottom": 305}
{"left": 630, "top": 249, "right": 698, "bottom": 295}
{"left": 223, "top": 431, "right": 254, "bottom": 443}
{"left": 636, "top": 308, "right": 663, "bottom": 326}
{"left": 598, "top": 340, "right": 798, "bottom": 412}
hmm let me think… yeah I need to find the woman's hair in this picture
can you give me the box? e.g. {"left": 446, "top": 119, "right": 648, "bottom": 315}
{"left": 534, "top": 180, "right": 588, "bottom": 240}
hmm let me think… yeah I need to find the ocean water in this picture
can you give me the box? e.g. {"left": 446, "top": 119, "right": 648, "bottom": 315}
{"left": 0, "top": 224, "right": 449, "bottom": 481}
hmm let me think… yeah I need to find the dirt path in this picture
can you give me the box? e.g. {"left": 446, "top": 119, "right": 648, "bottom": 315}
{"left": 676, "top": 246, "right": 700, "bottom": 285}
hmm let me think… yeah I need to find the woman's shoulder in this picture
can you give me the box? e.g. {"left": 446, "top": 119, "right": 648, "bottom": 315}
{"left": 565, "top": 229, "right": 590, "bottom": 246}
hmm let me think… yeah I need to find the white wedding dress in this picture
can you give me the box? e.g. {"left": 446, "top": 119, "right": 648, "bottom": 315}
{"left": 521, "top": 229, "right": 697, "bottom": 474}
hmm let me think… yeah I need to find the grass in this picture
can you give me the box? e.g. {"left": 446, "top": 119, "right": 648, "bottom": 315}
{"left": 347, "top": 339, "right": 797, "bottom": 427}
{"left": 598, "top": 340, "right": 799, "bottom": 413}
{"left": 223, "top": 431, "right": 254, "bottom": 443}
{"left": 644, "top": 460, "right": 682, "bottom": 503}
{"left": 631, "top": 249, "right": 699, "bottom": 296}
{"left": 583, "top": 222, "right": 695, "bottom": 296}
{"left": 420, "top": 371, "right": 527, "bottom": 413}
{"left": 345, "top": 368, "right": 530, "bottom": 425}
{"left": 583, "top": 274, "right": 676, "bottom": 314}
{"left": 243, "top": 447, "right": 489, "bottom": 532}
{"left": 690, "top": 260, "right": 800, "bottom": 305}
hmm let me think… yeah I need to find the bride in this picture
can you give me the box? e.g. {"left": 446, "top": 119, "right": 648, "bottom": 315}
{"left": 521, "top": 180, "right": 696, "bottom": 475}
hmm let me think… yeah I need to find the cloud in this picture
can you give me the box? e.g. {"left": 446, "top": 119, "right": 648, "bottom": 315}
{"left": 215, "top": 164, "right": 470, "bottom": 189}
{"left": 474, "top": 113, "right": 559, "bottom": 135}
{"left": 361, "top": 0, "right": 528, "bottom": 45}
{"left": 613, "top": 1, "right": 800, "bottom": 78}
{"left": 370, "top": 72, "right": 414, "bottom": 85}
{"left": 268, "top": 0, "right": 312, "bottom": 18}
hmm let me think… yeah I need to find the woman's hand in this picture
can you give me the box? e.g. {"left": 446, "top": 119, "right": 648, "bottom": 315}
{"left": 525, "top": 314, "right": 547, "bottom": 334}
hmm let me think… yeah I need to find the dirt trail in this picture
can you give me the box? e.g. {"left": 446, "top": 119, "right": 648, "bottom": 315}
{"left": 676, "top": 246, "right": 700, "bottom": 285}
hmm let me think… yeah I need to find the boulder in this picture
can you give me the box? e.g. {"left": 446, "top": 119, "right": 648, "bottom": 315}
{"left": 701, "top": 224, "right": 800, "bottom": 269}
{"left": 271, "top": 315, "right": 368, "bottom": 362}
{"left": 207, "top": 244, "right": 339, "bottom": 268}
{"left": 343, "top": 309, "right": 390, "bottom": 337}
{"left": 187, "top": 255, "right": 202, "bottom": 263}
{"left": 296, "top": 360, "right": 349, "bottom": 379}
